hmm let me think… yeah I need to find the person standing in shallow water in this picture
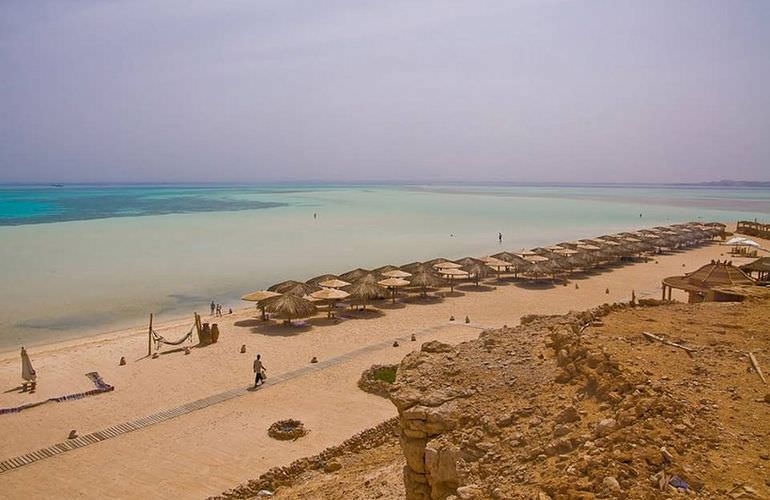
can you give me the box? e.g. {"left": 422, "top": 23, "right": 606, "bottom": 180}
{"left": 498, "top": 232, "right": 503, "bottom": 243}
{"left": 253, "top": 354, "right": 266, "bottom": 388}
{"left": 210, "top": 301, "right": 215, "bottom": 315}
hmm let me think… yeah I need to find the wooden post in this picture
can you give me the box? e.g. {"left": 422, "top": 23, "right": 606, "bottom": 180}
{"left": 147, "top": 313, "right": 153, "bottom": 357}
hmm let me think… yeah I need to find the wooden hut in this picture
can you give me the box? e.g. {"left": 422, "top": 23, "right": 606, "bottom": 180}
{"left": 661, "top": 260, "right": 756, "bottom": 303}
{"left": 740, "top": 257, "right": 770, "bottom": 284}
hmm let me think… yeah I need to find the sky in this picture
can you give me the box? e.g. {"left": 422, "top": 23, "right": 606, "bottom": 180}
{"left": 0, "top": 0, "right": 768, "bottom": 184}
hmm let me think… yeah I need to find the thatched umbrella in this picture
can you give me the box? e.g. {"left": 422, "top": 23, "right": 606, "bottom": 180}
{"left": 282, "top": 282, "right": 321, "bottom": 297}
{"left": 267, "top": 280, "right": 304, "bottom": 293}
{"left": 241, "top": 290, "right": 281, "bottom": 320}
{"left": 378, "top": 277, "right": 410, "bottom": 304}
{"left": 383, "top": 269, "right": 412, "bottom": 279}
{"left": 261, "top": 294, "right": 317, "bottom": 325}
{"left": 399, "top": 261, "right": 425, "bottom": 273}
{"left": 522, "top": 262, "right": 552, "bottom": 280}
{"left": 463, "top": 261, "right": 490, "bottom": 286}
{"left": 340, "top": 268, "right": 373, "bottom": 283}
{"left": 409, "top": 271, "right": 444, "bottom": 297}
{"left": 423, "top": 257, "right": 451, "bottom": 268}
{"left": 434, "top": 261, "right": 462, "bottom": 271}
{"left": 344, "top": 278, "right": 386, "bottom": 310}
{"left": 318, "top": 279, "right": 350, "bottom": 289}
{"left": 310, "top": 288, "right": 350, "bottom": 318}
{"left": 483, "top": 257, "right": 510, "bottom": 280}
{"left": 491, "top": 251, "right": 520, "bottom": 262}
{"left": 439, "top": 268, "right": 469, "bottom": 292}
{"left": 373, "top": 265, "right": 400, "bottom": 276}
{"left": 456, "top": 257, "right": 484, "bottom": 268}
{"left": 525, "top": 254, "right": 549, "bottom": 263}
{"left": 306, "top": 274, "right": 340, "bottom": 287}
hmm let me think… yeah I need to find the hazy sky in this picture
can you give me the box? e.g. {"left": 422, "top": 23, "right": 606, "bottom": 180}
{"left": 1, "top": 1, "right": 768, "bottom": 183}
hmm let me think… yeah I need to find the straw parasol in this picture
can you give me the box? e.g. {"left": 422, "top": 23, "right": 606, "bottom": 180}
{"left": 378, "top": 277, "right": 411, "bottom": 304}
{"left": 409, "top": 271, "right": 444, "bottom": 297}
{"left": 306, "top": 274, "right": 340, "bottom": 287}
{"left": 439, "top": 268, "right": 469, "bottom": 292}
{"left": 340, "top": 268, "right": 373, "bottom": 283}
{"left": 373, "top": 265, "right": 400, "bottom": 276}
{"left": 281, "top": 282, "right": 321, "bottom": 297}
{"left": 524, "top": 254, "right": 549, "bottom": 263}
{"left": 522, "top": 261, "right": 552, "bottom": 280}
{"left": 483, "top": 257, "right": 511, "bottom": 280}
{"left": 21, "top": 347, "right": 36, "bottom": 384}
{"left": 491, "top": 251, "right": 520, "bottom": 263}
{"left": 456, "top": 257, "right": 484, "bottom": 268}
{"left": 241, "top": 290, "right": 281, "bottom": 320}
{"left": 318, "top": 279, "right": 351, "bottom": 289}
{"left": 423, "top": 257, "right": 451, "bottom": 267}
{"left": 434, "top": 261, "right": 462, "bottom": 270}
{"left": 399, "top": 261, "right": 426, "bottom": 273}
{"left": 267, "top": 280, "right": 304, "bottom": 293}
{"left": 382, "top": 269, "right": 412, "bottom": 279}
{"left": 345, "top": 278, "right": 386, "bottom": 309}
{"left": 310, "top": 288, "right": 350, "bottom": 318}
{"left": 261, "top": 294, "right": 317, "bottom": 324}
{"left": 463, "top": 261, "right": 490, "bottom": 286}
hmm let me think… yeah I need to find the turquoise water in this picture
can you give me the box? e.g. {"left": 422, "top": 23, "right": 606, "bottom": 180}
{"left": 0, "top": 183, "right": 768, "bottom": 350}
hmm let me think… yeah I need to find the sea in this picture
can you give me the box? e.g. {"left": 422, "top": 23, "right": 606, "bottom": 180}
{"left": 1, "top": 183, "right": 768, "bottom": 351}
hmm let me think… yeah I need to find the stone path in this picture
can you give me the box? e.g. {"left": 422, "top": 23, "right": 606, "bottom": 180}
{"left": 0, "top": 321, "right": 487, "bottom": 475}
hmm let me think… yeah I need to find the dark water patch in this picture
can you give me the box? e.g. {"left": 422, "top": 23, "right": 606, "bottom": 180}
{"left": 0, "top": 193, "right": 286, "bottom": 226}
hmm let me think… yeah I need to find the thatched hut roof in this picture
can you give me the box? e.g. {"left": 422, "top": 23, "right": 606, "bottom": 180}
{"left": 740, "top": 257, "right": 770, "bottom": 273}
{"left": 261, "top": 294, "right": 317, "bottom": 320}
{"left": 663, "top": 260, "right": 755, "bottom": 294}
{"left": 340, "top": 268, "right": 373, "bottom": 282}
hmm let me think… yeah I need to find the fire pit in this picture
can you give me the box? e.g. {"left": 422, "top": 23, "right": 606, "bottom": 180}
{"left": 268, "top": 419, "right": 307, "bottom": 441}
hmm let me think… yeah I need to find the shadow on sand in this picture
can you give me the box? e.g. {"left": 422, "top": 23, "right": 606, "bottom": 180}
{"left": 249, "top": 321, "right": 311, "bottom": 337}
{"left": 402, "top": 295, "right": 444, "bottom": 305}
{"left": 514, "top": 281, "right": 556, "bottom": 290}
{"left": 456, "top": 284, "right": 496, "bottom": 293}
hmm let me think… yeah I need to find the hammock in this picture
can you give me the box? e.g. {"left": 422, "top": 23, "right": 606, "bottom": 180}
{"left": 151, "top": 325, "right": 194, "bottom": 349}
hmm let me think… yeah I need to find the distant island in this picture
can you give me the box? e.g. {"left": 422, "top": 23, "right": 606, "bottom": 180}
{"left": 693, "top": 180, "right": 770, "bottom": 187}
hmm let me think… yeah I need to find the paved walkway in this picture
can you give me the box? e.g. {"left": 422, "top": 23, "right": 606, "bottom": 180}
{"left": 0, "top": 322, "right": 487, "bottom": 475}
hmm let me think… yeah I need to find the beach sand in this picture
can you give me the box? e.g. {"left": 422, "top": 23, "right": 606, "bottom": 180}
{"left": 0, "top": 235, "right": 764, "bottom": 499}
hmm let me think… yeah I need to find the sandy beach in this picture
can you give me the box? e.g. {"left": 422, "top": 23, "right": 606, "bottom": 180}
{"left": 0, "top": 233, "right": 765, "bottom": 499}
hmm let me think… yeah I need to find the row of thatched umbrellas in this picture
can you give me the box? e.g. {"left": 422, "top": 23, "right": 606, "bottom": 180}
{"left": 242, "top": 222, "right": 722, "bottom": 324}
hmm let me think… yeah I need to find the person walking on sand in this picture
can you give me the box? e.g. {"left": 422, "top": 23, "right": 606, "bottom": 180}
{"left": 253, "top": 354, "right": 266, "bottom": 388}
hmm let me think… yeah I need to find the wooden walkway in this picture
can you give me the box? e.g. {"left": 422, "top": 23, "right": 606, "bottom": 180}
{"left": 0, "top": 322, "right": 486, "bottom": 475}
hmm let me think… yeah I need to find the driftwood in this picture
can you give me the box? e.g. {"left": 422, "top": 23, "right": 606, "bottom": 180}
{"left": 641, "top": 331, "right": 696, "bottom": 358}
{"left": 747, "top": 352, "right": 767, "bottom": 384}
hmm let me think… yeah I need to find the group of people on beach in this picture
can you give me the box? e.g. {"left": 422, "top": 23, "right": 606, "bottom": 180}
{"left": 210, "top": 301, "right": 232, "bottom": 317}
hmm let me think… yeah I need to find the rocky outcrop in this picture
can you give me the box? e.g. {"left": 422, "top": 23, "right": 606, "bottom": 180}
{"left": 390, "top": 299, "right": 726, "bottom": 499}
{"left": 358, "top": 364, "right": 398, "bottom": 398}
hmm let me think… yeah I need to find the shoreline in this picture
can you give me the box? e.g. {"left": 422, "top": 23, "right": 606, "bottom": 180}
{"left": 1, "top": 227, "right": 766, "bottom": 498}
